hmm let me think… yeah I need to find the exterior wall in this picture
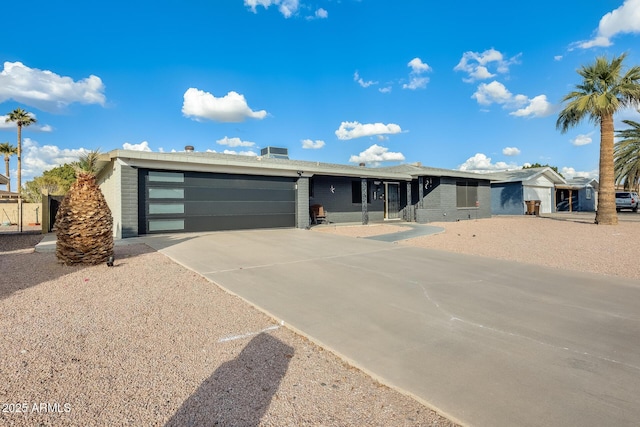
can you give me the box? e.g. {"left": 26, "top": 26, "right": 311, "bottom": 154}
{"left": 310, "top": 176, "right": 384, "bottom": 224}
{"left": 98, "top": 160, "right": 138, "bottom": 239}
{"left": 416, "top": 176, "right": 491, "bottom": 223}
{"left": 491, "top": 182, "right": 524, "bottom": 215}
{"left": 296, "top": 177, "right": 310, "bottom": 228}
{"left": 120, "top": 164, "right": 139, "bottom": 237}
{"left": 578, "top": 187, "right": 597, "bottom": 212}
{"left": 0, "top": 202, "right": 43, "bottom": 226}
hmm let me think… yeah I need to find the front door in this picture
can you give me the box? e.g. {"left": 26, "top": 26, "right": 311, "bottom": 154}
{"left": 385, "top": 182, "right": 400, "bottom": 219}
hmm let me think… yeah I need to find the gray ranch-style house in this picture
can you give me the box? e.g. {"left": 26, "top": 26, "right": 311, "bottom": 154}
{"left": 96, "top": 149, "right": 492, "bottom": 238}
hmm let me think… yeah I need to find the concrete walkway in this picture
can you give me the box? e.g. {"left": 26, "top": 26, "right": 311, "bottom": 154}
{"left": 138, "top": 228, "right": 640, "bottom": 427}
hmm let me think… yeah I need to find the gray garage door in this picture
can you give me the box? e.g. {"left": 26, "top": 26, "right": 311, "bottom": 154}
{"left": 138, "top": 169, "right": 296, "bottom": 234}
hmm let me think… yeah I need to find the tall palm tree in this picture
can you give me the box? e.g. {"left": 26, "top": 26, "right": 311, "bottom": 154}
{"left": 0, "top": 142, "right": 17, "bottom": 192}
{"left": 5, "top": 108, "right": 37, "bottom": 197}
{"left": 5, "top": 108, "right": 37, "bottom": 232}
{"left": 614, "top": 119, "right": 640, "bottom": 191}
{"left": 55, "top": 150, "right": 113, "bottom": 265}
{"left": 557, "top": 54, "right": 640, "bottom": 225}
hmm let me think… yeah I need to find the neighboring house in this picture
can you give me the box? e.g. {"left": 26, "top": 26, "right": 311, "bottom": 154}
{"left": 555, "top": 177, "right": 598, "bottom": 212}
{"left": 96, "top": 149, "right": 492, "bottom": 238}
{"left": 486, "top": 167, "right": 566, "bottom": 215}
{"left": 0, "top": 175, "right": 19, "bottom": 200}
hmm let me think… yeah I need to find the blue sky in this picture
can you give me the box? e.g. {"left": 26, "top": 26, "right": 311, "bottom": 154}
{"left": 2, "top": 0, "right": 640, "bottom": 190}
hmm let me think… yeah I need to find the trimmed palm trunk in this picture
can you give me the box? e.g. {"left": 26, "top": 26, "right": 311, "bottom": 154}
{"left": 55, "top": 172, "right": 113, "bottom": 265}
{"left": 596, "top": 114, "right": 618, "bottom": 225}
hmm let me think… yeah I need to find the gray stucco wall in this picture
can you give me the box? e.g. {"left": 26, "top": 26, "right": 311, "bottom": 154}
{"left": 491, "top": 182, "right": 524, "bottom": 215}
{"left": 310, "top": 176, "right": 385, "bottom": 224}
{"left": 98, "top": 161, "right": 138, "bottom": 239}
{"left": 416, "top": 176, "right": 491, "bottom": 223}
{"left": 296, "top": 177, "right": 310, "bottom": 228}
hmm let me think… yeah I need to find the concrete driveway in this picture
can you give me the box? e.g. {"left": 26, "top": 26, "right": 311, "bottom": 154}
{"left": 142, "top": 228, "right": 640, "bottom": 427}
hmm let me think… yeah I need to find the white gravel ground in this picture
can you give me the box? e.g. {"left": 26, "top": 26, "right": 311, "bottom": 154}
{"left": 0, "top": 234, "right": 457, "bottom": 426}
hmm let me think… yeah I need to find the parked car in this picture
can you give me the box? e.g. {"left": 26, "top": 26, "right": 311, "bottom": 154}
{"left": 615, "top": 191, "right": 639, "bottom": 212}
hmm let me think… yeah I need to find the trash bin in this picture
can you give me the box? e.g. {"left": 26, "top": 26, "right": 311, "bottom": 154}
{"left": 534, "top": 200, "right": 541, "bottom": 216}
{"left": 525, "top": 200, "right": 535, "bottom": 215}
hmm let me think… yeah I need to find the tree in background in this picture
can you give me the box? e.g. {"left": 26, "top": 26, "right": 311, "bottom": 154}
{"left": 55, "top": 150, "right": 113, "bottom": 265}
{"left": 23, "top": 164, "right": 77, "bottom": 203}
{"left": 522, "top": 163, "right": 564, "bottom": 178}
{"left": 556, "top": 54, "right": 640, "bottom": 225}
{"left": 614, "top": 119, "right": 640, "bottom": 191}
{"left": 0, "top": 142, "right": 17, "bottom": 192}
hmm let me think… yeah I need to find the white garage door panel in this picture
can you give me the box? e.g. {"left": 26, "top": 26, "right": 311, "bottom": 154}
{"left": 523, "top": 186, "right": 552, "bottom": 214}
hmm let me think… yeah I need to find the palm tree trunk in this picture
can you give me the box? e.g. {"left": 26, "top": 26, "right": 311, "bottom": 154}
{"left": 3, "top": 156, "right": 10, "bottom": 192}
{"left": 595, "top": 113, "right": 618, "bottom": 225}
{"left": 17, "top": 124, "right": 22, "bottom": 232}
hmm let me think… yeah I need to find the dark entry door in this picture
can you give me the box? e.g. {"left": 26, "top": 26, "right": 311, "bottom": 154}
{"left": 385, "top": 183, "right": 400, "bottom": 219}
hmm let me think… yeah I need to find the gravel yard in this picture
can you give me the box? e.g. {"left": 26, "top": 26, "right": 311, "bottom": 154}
{"left": 0, "top": 233, "right": 456, "bottom": 426}
{"left": 1, "top": 215, "right": 635, "bottom": 426}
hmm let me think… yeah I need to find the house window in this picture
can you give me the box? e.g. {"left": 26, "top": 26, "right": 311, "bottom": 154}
{"left": 351, "top": 181, "right": 371, "bottom": 203}
{"left": 456, "top": 182, "right": 478, "bottom": 208}
{"left": 586, "top": 187, "right": 592, "bottom": 199}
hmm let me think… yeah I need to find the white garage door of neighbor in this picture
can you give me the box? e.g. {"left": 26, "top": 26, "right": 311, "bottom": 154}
{"left": 523, "top": 186, "right": 552, "bottom": 214}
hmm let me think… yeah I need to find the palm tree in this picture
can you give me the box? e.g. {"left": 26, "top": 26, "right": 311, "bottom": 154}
{"left": 5, "top": 108, "right": 37, "bottom": 232}
{"left": 5, "top": 108, "right": 37, "bottom": 197}
{"left": 614, "top": 119, "right": 640, "bottom": 191}
{"left": 557, "top": 54, "right": 640, "bottom": 225}
{"left": 55, "top": 150, "right": 113, "bottom": 265}
{"left": 0, "top": 142, "right": 17, "bottom": 192}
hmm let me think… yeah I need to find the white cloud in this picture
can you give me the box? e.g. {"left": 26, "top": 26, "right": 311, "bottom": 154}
{"left": 222, "top": 149, "right": 258, "bottom": 156}
{"left": 407, "top": 57, "right": 431, "bottom": 74}
{"left": 244, "top": 0, "right": 299, "bottom": 18}
{"left": 554, "top": 55, "right": 563, "bottom": 61}
{"left": 454, "top": 48, "right": 520, "bottom": 82}
{"left": 574, "top": 0, "right": 640, "bottom": 49}
{"left": 301, "top": 139, "right": 325, "bottom": 149}
{"left": 0, "top": 113, "right": 53, "bottom": 132}
{"left": 348, "top": 144, "right": 405, "bottom": 165}
{"left": 123, "top": 141, "right": 152, "bottom": 151}
{"left": 561, "top": 167, "right": 599, "bottom": 180}
{"left": 571, "top": 134, "right": 593, "bottom": 146}
{"left": 502, "top": 147, "right": 521, "bottom": 156}
{"left": 472, "top": 82, "right": 554, "bottom": 118}
{"left": 20, "top": 138, "right": 89, "bottom": 184}
{"left": 216, "top": 136, "right": 256, "bottom": 147}
{"left": 314, "top": 8, "right": 328, "bottom": 18}
{"left": 0, "top": 61, "right": 105, "bottom": 113}
{"left": 182, "top": 88, "right": 267, "bottom": 123}
{"left": 354, "top": 71, "right": 377, "bottom": 88}
{"left": 335, "top": 121, "right": 402, "bottom": 140}
{"left": 458, "top": 153, "right": 518, "bottom": 172}
{"left": 379, "top": 86, "right": 392, "bottom": 93}
{"left": 403, "top": 57, "right": 431, "bottom": 90}
{"left": 472, "top": 81, "right": 513, "bottom": 105}
{"left": 510, "top": 95, "right": 555, "bottom": 118}
{"left": 403, "top": 76, "right": 429, "bottom": 90}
